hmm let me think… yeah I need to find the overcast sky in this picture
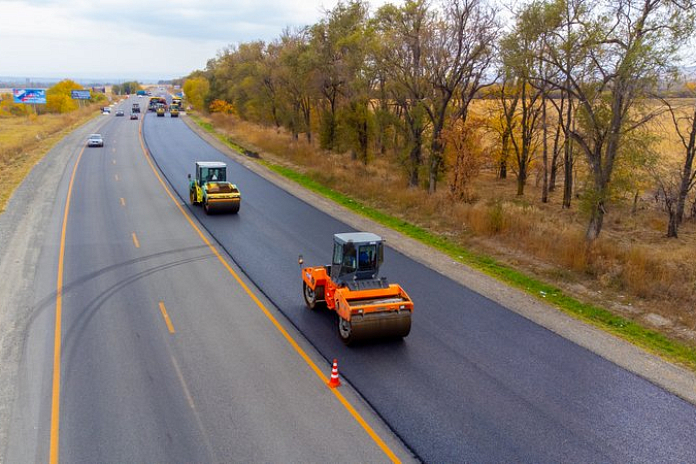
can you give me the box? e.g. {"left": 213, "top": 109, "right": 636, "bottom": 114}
{"left": 0, "top": 0, "right": 390, "bottom": 82}
{"left": 1, "top": 0, "right": 693, "bottom": 83}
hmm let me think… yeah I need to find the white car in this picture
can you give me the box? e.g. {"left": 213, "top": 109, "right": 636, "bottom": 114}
{"left": 87, "top": 134, "right": 104, "bottom": 147}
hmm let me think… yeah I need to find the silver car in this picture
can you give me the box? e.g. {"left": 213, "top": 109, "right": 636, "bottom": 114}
{"left": 87, "top": 134, "right": 104, "bottom": 147}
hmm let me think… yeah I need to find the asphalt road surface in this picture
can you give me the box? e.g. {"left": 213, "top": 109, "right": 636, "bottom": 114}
{"left": 3, "top": 100, "right": 413, "bottom": 463}
{"left": 140, "top": 103, "right": 696, "bottom": 462}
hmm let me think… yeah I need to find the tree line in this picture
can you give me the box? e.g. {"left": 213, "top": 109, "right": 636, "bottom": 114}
{"left": 187, "top": 0, "right": 696, "bottom": 240}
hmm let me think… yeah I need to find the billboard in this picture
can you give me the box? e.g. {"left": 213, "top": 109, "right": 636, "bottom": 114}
{"left": 92, "top": 86, "right": 106, "bottom": 93}
{"left": 13, "top": 88, "right": 47, "bottom": 104}
{"left": 71, "top": 89, "right": 91, "bottom": 100}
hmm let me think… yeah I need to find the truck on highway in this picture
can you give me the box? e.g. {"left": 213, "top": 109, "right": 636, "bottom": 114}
{"left": 132, "top": 103, "right": 140, "bottom": 113}
{"left": 148, "top": 96, "right": 166, "bottom": 112}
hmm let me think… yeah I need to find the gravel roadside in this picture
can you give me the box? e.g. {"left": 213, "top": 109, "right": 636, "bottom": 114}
{"left": 181, "top": 114, "right": 696, "bottom": 407}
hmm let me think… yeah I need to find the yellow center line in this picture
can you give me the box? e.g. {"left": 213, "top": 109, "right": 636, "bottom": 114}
{"left": 50, "top": 144, "right": 86, "bottom": 464}
{"left": 158, "top": 301, "right": 176, "bottom": 333}
{"left": 114, "top": 174, "right": 119, "bottom": 181}
{"left": 137, "top": 111, "right": 400, "bottom": 463}
{"left": 132, "top": 232, "right": 140, "bottom": 248}
{"left": 120, "top": 197, "right": 126, "bottom": 207}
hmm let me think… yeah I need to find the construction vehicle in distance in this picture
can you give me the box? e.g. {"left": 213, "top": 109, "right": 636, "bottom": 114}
{"left": 148, "top": 96, "right": 166, "bottom": 111}
{"left": 170, "top": 106, "right": 179, "bottom": 117}
{"left": 156, "top": 105, "right": 165, "bottom": 117}
{"left": 300, "top": 232, "right": 413, "bottom": 345}
{"left": 188, "top": 161, "right": 241, "bottom": 214}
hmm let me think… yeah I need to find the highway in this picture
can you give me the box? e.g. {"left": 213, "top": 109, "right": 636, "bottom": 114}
{"left": 3, "top": 99, "right": 413, "bottom": 463}
{"left": 2, "top": 94, "right": 696, "bottom": 463}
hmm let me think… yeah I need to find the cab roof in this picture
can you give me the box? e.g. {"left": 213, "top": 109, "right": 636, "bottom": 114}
{"left": 334, "top": 232, "right": 382, "bottom": 245}
{"left": 196, "top": 161, "right": 227, "bottom": 168}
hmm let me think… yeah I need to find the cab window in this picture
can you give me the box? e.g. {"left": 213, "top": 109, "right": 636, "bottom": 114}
{"left": 342, "top": 243, "right": 357, "bottom": 273}
{"left": 358, "top": 244, "right": 377, "bottom": 271}
{"left": 332, "top": 243, "right": 343, "bottom": 266}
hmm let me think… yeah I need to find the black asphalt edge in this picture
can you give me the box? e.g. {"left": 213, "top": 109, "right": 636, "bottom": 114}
{"left": 140, "top": 113, "right": 421, "bottom": 463}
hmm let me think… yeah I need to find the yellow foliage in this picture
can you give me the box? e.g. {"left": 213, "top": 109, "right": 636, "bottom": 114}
{"left": 209, "top": 99, "right": 235, "bottom": 114}
{"left": 0, "top": 94, "right": 31, "bottom": 118}
{"left": 443, "top": 116, "right": 488, "bottom": 202}
{"left": 183, "top": 77, "right": 210, "bottom": 111}
{"left": 46, "top": 79, "right": 83, "bottom": 114}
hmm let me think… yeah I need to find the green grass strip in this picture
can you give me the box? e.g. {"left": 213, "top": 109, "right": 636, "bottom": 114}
{"left": 191, "top": 114, "right": 696, "bottom": 372}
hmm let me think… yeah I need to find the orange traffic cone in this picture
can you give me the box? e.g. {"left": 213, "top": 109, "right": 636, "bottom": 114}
{"left": 327, "top": 359, "right": 341, "bottom": 388}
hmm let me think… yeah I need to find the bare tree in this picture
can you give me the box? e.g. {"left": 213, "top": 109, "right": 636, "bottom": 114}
{"left": 531, "top": 0, "right": 696, "bottom": 240}
{"left": 422, "top": 0, "right": 500, "bottom": 194}
{"left": 374, "top": 0, "right": 433, "bottom": 187}
{"left": 660, "top": 96, "right": 696, "bottom": 237}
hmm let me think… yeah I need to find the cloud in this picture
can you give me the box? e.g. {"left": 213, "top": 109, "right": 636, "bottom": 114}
{"left": 0, "top": 0, "right": 392, "bottom": 79}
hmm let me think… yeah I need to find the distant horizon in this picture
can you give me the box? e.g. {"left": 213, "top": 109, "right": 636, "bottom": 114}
{"left": 0, "top": 70, "right": 182, "bottom": 84}
{"left": 3, "top": 64, "right": 695, "bottom": 89}
{"left": 0, "top": 74, "right": 179, "bottom": 87}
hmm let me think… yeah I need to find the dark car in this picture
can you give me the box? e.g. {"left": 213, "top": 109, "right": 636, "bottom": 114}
{"left": 130, "top": 111, "right": 138, "bottom": 120}
{"left": 116, "top": 109, "right": 125, "bottom": 117}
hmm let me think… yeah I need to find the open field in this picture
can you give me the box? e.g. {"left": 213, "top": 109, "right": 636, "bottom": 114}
{"left": 192, "top": 103, "right": 696, "bottom": 357}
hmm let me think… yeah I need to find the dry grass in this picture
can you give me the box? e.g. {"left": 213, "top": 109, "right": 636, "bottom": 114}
{"left": 0, "top": 105, "right": 101, "bottom": 211}
{"left": 203, "top": 109, "right": 696, "bottom": 344}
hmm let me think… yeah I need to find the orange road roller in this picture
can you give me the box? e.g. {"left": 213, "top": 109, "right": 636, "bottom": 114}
{"left": 300, "top": 232, "right": 413, "bottom": 344}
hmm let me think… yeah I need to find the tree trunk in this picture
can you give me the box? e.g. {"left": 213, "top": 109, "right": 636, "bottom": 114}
{"left": 517, "top": 163, "right": 526, "bottom": 196}
{"left": 632, "top": 191, "right": 639, "bottom": 214}
{"left": 359, "top": 117, "right": 369, "bottom": 165}
{"left": 586, "top": 200, "right": 605, "bottom": 241}
{"left": 675, "top": 144, "right": 695, "bottom": 225}
{"left": 499, "top": 131, "right": 509, "bottom": 179}
{"left": 562, "top": 109, "right": 573, "bottom": 209}
{"left": 428, "top": 125, "right": 444, "bottom": 194}
{"left": 328, "top": 93, "right": 337, "bottom": 150}
{"left": 428, "top": 156, "right": 442, "bottom": 194}
{"left": 667, "top": 209, "right": 679, "bottom": 238}
{"left": 549, "top": 112, "right": 562, "bottom": 191}
{"left": 541, "top": 94, "right": 549, "bottom": 203}
{"left": 409, "top": 132, "right": 422, "bottom": 188}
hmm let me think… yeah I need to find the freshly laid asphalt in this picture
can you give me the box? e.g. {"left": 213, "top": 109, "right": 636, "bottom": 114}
{"left": 3, "top": 100, "right": 413, "bottom": 463}
{"left": 142, "top": 107, "right": 696, "bottom": 462}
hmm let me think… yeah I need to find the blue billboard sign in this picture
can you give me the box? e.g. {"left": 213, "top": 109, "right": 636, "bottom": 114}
{"left": 71, "top": 89, "right": 91, "bottom": 100}
{"left": 13, "top": 88, "right": 47, "bottom": 104}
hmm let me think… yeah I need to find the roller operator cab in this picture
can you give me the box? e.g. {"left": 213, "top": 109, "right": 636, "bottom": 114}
{"left": 188, "top": 161, "right": 241, "bottom": 214}
{"left": 300, "top": 232, "right": 413, "bottom": 345}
